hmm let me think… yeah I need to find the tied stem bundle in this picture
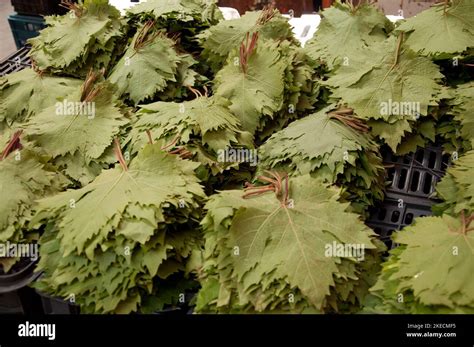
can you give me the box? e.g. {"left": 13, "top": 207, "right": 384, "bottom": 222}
{"left": 81, "top": 69, "right": 103, "bottom": 102}
{"left": 240, "top": 32, "right": 259, "bottom": 74}
{"left": 60, "top": 0, "right": 84, "bottom": 18}
{"left": 1, "top": 130, "right": 23, "bottom": 161}
{"left": 243, "top": 170, "right": 290, "bottom": 206}
{"left": 329, "top": 108, "right": 370, "bottom": 133}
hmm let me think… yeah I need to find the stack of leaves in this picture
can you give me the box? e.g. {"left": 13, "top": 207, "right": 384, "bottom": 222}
{"left": 367, "top": 213, "right": 474, "bottom": 314}
{"left": 24, "top": 70, "right": 130, "bottom": 186}
{"left": 214, "top": 32, "right": 319, "bottom": 142}
{"left": 0, "top": 68, "right": 82, "bottom": 129}
{"left": 390, "top": 0, "right": 474, "bottom": 154}
{"left": 434, "top": 150, "right": 474, "bottom": 216}
{"left": 396, "top": 0, "right": 474, "bottom": 59}
{"left": 28, "top": 0, "right": 124, "bottom": 78}
{"left": 0, "top": 130, "right": 68, "bottom": 272}
{"left": 126, "top": 0, "right": 222, "bottom": 55}
{"left": 324, "top": 35, "right": 444, "bottom": 152}
{"left": 198, "top": 8, "right": 296, "bottom": 72}
{"left": 196, "top": 174, "right": 384, "bottom": 313}
{"left": 108, "top": 21, "right": 201, "bottom": 105}
{"left": 258, "top": 107, "right": 385, "bottom": 213}
{"left": 306, "top": 1, "right": 474, "bottom": 155}
{"left": 258, "top": 40, "right": 322, "bottom": 140}
{"left": 446, "top": 82, "right": 474, "bottom": 149}
{"left": 304, "top": 1, "right": 393, "bottom": 70}
{"left": 32, "top": 142, "right": 206, "bottom": 314}
{"left": 128, "top": 92, "right": 253, "bottom": 176}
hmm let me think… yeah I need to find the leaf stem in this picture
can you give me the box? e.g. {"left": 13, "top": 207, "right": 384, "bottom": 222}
{"left": 256, "top": 4, "right": 276, "bottom": 25}
{"left": 243, "top": 170, "right": 290, "bottom": 206}
{"left": 329, "top": 108, "right": 370, "bottom": 133}
{"left": 146, "top": 130, "right": 153, "bottom": 145}
{"left": 161, "top": 135, "right": 180, "bottom": 151}
{"left": 114, "top": 138, "right": 128, "bottom": 171}
{"left": 81, "top": 69, "right": 103, "bottom": 102}
{"left": 59, "top": 0, "right": 83, "bottom": 17}
{"left": 393, "top": 32, "right": 404, "bottom": 68}
{"left": 0, "top": 130, "right": 23, "bottom": 161}
{"left": 240, "top": 32, "right": 259, "bottom": 74}
{"left": 134, "top": 20, "right": 159, "bottom": 52}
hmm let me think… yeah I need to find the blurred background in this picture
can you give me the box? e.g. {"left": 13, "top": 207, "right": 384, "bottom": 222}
{"left": 0, "top": 0, "right": 439, "bottom": 60}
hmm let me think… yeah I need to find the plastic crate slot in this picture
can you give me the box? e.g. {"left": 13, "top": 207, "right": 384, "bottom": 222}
{"left": 404, "top": 213, "right": 414, "bottom": 224}
{"left": 428, "top": 151, "right": 437, "bottom": 169}
{"left": 410, "top": 170, "right": 420, "bottom": 192}
{"left": 442, "top": 153, "right": 450, "bottom": 168}
{"left": 387, "top": 167, "right": 395, "bottom": 184}
{"left": 415, "top": 149, "right": 424, "bottom": 164}
{"left": 391, "top": 210, "right": 400, "bottom": 223}
{"left": 397, "top": 168, "right": 408, "bottom": 189}
{"left": 422, "top": 173, "right": 433, "bottom": 194}
{"left": 377, "top": 208, "right": 387, "bottom": 221}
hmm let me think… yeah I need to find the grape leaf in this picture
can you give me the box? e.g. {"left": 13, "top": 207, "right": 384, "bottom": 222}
{"left": 370, "top": 214, "right": 474, "bottom": 313}
{"left": 305, "top": 2, "right": 393, "bottom": 69}
{"left": 214, "top": 39, "right": 286, "bottom": 137}
{"left": 33, "top": 143, "right": 204, "bottom": 258}
{"left": 449, "top": 82, "right": 474, "bottom": 147}
{"left": 24, "top": 82, "right": 129, "bottom": 184}
{"left": 259, "top": 107, "right": 385, "bottom": 211}
{"left": 326, "top": 37, "right": 444, "bottom": 150}
{"left": 28, "top": 0, "right": 123, "bottom": 77}
{"left": 198, "top": 10, "right": 295, "bottom": 71}
{"left": 397, "top": 0, "right": 474, "bottom": 58}
{"left": 127, "top": 0, "right": 218, "bottom": 23}
{"left": 0, "top": 69, "right": 82, "bottom": 127}
{"left": 108, "top": 29, "right": 185, "bottom": 105}
{"left": 435, "top": 150, "right": 474, "bottom": 215}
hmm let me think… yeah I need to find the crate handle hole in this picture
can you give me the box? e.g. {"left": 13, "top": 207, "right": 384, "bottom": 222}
{"left": 377, "top": 208, "right": 387, "bottom": 221}
{"left": 404, "top": 213, "right": 414, "bottom": 224}
{"left": 391, "top": 211, "right": 400, "bottom": 223}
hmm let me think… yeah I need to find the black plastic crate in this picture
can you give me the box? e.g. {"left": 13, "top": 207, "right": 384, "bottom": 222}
{"left": 366, "top": 197, "right": 433, "bottom": 249}
{"left": 383, "top": 146, "right": 450, "bottom": 198}
{"left": 0, "top": 287, "right": 44, "bottom": 314}
{"left": 37, "top": 291, "right": 80, "bottom": 314}
{"left": 11, "top": 0, "right": 68, "bottom": 16}
{"left": 0, "top": 259, "right": 43, "bottom": 314}
{"left": 8, "top": 14, "right": 46, "bottom": 49}
{"left": 366, "top": 146, "right": 449, "bottom": 249}
{"left": 0, "top": 46, "right": 31, "bottom": 77}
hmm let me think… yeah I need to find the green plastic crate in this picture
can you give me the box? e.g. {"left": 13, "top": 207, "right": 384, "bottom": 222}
{"left": 8, "top": 13, "right": 46, "bottom": 49}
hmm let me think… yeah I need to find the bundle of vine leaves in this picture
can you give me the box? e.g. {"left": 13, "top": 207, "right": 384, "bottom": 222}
{"left": 0, "top": 0, "right": 472, "bottom": 314}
